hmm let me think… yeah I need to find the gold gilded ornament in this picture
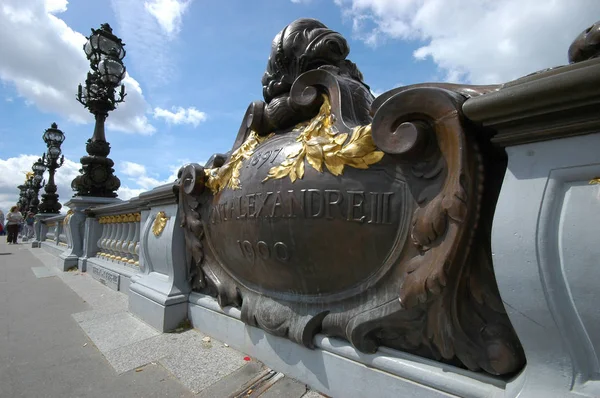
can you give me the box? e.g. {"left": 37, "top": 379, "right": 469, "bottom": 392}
{"left": 152, "top": 211, "right": 169, "bottom": 236}
{"left": 263, "top": 95, "right": 384, "bottom": 183}
{"left": 63, "top": 210, "right": 74, "bottom": 225}
{"left": 205, "top": 131, "right": 274, "bottom": 193}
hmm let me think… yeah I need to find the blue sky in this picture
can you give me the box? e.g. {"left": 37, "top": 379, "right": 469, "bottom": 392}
{"left": 1, "top": 0, "right": 599, "bottom": 210}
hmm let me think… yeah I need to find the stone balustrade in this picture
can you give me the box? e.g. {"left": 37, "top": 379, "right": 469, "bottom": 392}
{"left": 58, "top": 231, "right": 67, "bottom": 247}
{"left": 44, "top": 222, "right": 57, "bottom": 242}
{"left": 35, "top": 214, "right": 67, "bottom": 257}
{"left": 95, "top": 213, "right": 141, "bottom": 266}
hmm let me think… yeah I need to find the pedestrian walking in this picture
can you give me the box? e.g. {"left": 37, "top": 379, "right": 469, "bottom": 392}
{"left": 24, "top": 212, "right": 35, "bottom": 240}
{"left": 6, "top": 206, "right": 23, "bottom": 244}
{"left": 0, "top": 209, "right": 5, "bottom": 236}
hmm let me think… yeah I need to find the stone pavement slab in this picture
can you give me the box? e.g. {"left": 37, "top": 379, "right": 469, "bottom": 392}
{"left": 101, "top": 330, "right": 196, "bottom": 374}
{"left": 260, "top": 377, "right": 309, "bottom": 398}
{"left": 9, "top": 242, "right": 327, "bottom": 398}
{"left": 0, "top": 242, "right": 193, "bottom": 398}
{"left": 159, "top": 332, "right": 249, "bottom": 393}
{"left": 30, "top": 266, "right": 56, "bottom": 278}
{"left": 76, "top": 311, "right": 160, "bottom": 352}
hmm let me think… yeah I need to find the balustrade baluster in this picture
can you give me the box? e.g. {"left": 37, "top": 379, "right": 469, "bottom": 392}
{"left": 115, "top": 215, "right": 127, "bottom": 262}
{"left": 133, "top": 213, "right": 141, "bottom": 266}
{"left": 105, "top": 216, "right": 118, "bottom": 259}
{"left": 122, "top": 213, "right": 135, "bottom": 264}
{"left": 127, "top": 213, "right": 140, "bottom": 265}
{"left": 97, "top": 216, "right": 108, "bottom": 258}
{"left": 99, "top": 216, "right": 110, "bottom": 258}
{"left": 97, "top": 217, "right": 105, "bottom": 257}
{"left": 109, "top": 215, "right": 123, "bottom": 260}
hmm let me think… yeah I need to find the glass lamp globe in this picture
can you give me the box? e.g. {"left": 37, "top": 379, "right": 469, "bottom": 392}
{"left": 33, "top": 159, "right": 46, "bottom": 173}
{"left": 87, "top": 24, "right": 126, "bottom": 61}
{"left": 98, "top": 55, "right": 126, "bottom": 85}
{"left": 42, "top": 123, "right": 65, "bottom": 146}
{"left": 48, "top": 146, "right": 61, "bottom": 160}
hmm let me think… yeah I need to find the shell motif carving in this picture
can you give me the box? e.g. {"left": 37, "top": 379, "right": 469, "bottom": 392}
{"left": 151, "top": 211, "right": 169, "bottom": 237}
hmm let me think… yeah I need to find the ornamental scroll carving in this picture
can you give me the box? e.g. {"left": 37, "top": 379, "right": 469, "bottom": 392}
{"left": 176, "top": 18, "right": 525, "bottom": 376}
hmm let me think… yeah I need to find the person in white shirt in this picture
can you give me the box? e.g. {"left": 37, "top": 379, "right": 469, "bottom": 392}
{"left": 6, "top": 206, "right": 23, "bottom": 244}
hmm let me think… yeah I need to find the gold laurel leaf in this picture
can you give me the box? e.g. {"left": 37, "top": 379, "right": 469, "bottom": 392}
{"left": 287, "top": 145, "right": 304, "bottom": 159}
{"left": 339, "top": 143, "right": 368, "bottom": 158}
{"left": 289, "top": 161, "right": 298, "bottom": 182}
{"left": 295, "top": 156, "right": 305, "bottom": 180}
{"left": 306, "top": 143, "right": 323, "bottom": 172}
{"left": 322, "top": 143, "right": 340, "bottom": 152}
{"left": 363, "top": 151, "right": 385, "bottom": 164}
{"left": 206, "top": 131, "right": 272, "bottom": 193}
{"left": 324, "top": 154, "right": 344, "bottom": 176}
{"left": 261, "top": 94, "right": 384, "bottom": 183}
{"left": 263, "top": 159, "right": 295, "bottom": 182}
{"left": 333, "top": 133, "right": 348, "bottom": 146}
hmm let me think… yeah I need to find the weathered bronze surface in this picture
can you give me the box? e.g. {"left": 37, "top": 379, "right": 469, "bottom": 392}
{"left": 569, "top": 20, "right": 600, "bottom": 64}
{"left": 176, "top": 18, "right": 525, "bottom": 376}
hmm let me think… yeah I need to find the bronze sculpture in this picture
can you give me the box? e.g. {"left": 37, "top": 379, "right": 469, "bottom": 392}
{"left": 176, "top": 18, "right": 526, "bottom": 376}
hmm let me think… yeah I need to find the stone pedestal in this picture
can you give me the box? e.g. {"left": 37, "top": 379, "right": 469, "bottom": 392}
{"left": 128, "top": 184, "right": 190, "bottom": 332}
{"left": 32, "top": 213, "right": 56, "bottom": 248}
{"left": 61, "top": 196, "right": 120, "bottom": 272}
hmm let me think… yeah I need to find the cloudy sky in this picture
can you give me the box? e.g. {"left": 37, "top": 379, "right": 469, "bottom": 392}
{"left": 1, "top": 0, "right": 599, "bottom": 212}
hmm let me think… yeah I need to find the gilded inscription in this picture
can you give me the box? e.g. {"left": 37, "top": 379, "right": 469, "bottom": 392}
{"left": 210, "top": 189, "right": 394, "bottom": 225}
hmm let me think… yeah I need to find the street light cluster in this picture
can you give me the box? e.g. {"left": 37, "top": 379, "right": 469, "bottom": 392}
{"left": 72, "top": 23, "right": 127, "bottom": 198}
{"left": 16, "top": 123, "right": 65, "bottom": 215}
{"left": 12, "top": 23, "right": 128, "bottom": 217}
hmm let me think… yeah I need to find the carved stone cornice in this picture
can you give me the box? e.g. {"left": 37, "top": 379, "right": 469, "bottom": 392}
{"left": 464, "top": 21, "right": 600, "bottom": 147}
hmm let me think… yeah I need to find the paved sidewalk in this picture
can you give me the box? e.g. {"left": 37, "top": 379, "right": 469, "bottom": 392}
{"left": 0, "top": 241, "right": 324, "bottom": 398}
{"left": 0, "top": 241, "right": 194, "bottom": 398}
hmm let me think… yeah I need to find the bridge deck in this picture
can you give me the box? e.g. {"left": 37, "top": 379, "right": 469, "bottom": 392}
{"left": 0, "top": 241, "right": 323, "bottom": 398}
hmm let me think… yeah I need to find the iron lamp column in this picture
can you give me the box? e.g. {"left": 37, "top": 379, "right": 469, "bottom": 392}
{"left": 38, "top": 123, "right": 65, "bottom": 214}
{"left": 72, "top": 23, "right": 126, "bottom": 198}
{"left": 28, "top": 158, "right": 47, "bottom": 214}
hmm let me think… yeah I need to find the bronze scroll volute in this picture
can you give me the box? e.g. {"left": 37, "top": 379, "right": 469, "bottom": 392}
{"left": 181, "top": 163, "right": 205, "bottom": 197}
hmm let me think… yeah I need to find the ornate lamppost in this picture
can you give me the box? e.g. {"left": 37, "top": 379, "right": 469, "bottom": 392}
{"left": 24, "top": 173, "right": 35, "bottom": 214}
{"left": 16, "top": 178, "right": 29, "bottom": 211}
{"left": 39, "top": 123, "right": 65, "bottom": 214}
{"left": 28, "top": 158, "right": 46, "bottom": 214}
{"left": 72, "top": 23, "right": 126, "bottom": 198}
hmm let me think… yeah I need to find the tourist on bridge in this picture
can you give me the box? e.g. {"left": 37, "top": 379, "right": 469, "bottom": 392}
{"left": 6, "top": 206, "right": 23, "bottom": 244}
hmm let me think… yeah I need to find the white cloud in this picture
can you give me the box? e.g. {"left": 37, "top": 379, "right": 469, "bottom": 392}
{"left": 45, "top": 0, "right": 67, "bottom": 13}
{"left": 121, "top": 161, "right": 147, "bottom": 178}
{"left": 0, "top": 155, "right": 184, "bottom": 211}
{"left": 334, "top": 0, "right": 600, "bottom": 84}
{"left": 153, "top": 106, "right": 207, "bottom": 127}
{"left": 0, "top": 154, "right": 80, "bottom": 213}
{"left": 144, "top": 0, "right": 192, "bottom": 36}
{"left": 0, "top": 0, "right": 155, "bottom": 134}
{"left": 111, "top": 0, "right": 191, "bottom": 87}
{"left": 117, "top": 161, "right": 181, "bottom": 200}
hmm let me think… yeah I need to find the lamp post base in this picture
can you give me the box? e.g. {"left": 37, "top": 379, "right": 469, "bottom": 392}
{"left": 72, "top": 153, "right": 121, "bottom": 198}
{"left": 39, "top": 192, "right": 62, "bottom": 214}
